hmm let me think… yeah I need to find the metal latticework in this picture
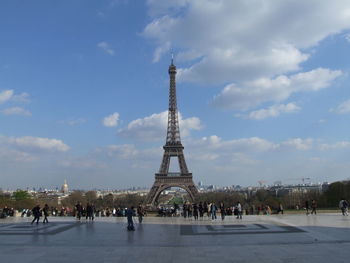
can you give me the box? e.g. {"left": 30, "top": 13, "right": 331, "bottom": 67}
{"left": 145, "top": 59, "right": 198, "bottom": 206}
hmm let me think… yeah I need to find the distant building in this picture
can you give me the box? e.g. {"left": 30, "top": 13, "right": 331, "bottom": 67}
{"left": 61, "top": 179, "right": 69, "bottom": 194}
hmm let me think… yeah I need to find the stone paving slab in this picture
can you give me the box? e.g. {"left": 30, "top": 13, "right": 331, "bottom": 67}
{"left": 0, "top": 214, "right": 350, "bottom": 262}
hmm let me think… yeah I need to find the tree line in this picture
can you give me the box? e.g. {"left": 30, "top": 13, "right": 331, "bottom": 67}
{"left": 1, "top": 180, "right": 350, "bottom": 212}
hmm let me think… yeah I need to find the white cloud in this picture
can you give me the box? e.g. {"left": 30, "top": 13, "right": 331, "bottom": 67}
{"left": 188, "top": 136, "right": 278, "bottom": 154}
{"left": 186, "top": 136, "right": 317, "bottom": 162}
{"left": 97, "top": 41, "right": 115, "bottom": 56}
{"left": 103, "top": 112, "right": 120, "bottom": 127}
{"left": 330, "top": 99, "right": 350, "bottom": 114}
{"left": 3, "top": 136, "right": 70, "bottom": 152}
{"left": 0, "top": 147, "right": 37, "bottom": 162}
{"left": 0, "top": 90, "right": 14, "bottom": 104}
{"left": 238, "top": 103, "right": 301, "bottom": 120}
{"left": 106, "top": 144, "right": 139, "bottom": 159}
{"left": 12, "top": 92, "right": 30, "bottom": 103}
{"left": 212, "top": 68, "right": 341, "bottom": 111}
{"left": 319, "top": 141, "right": 350, "bottom": 150}
{"left": 118, "top": 111, "right": 202, "bottom": 141}
{"left": 1, "top": 107, "right": 32, "bottom": 116}
{"left": 345, "top": 33, "right": 350, "bottom": 42}
{"left": 0, "top": 90, "right": 30, "bottom": 104}
{"left": 144, "top": 0, "right": 350, "bottom": 83}
{"left": 153, "top": 42, "right": 171, "bottom": 63}
{"left": 96, "top": 144, "right": 161, "bottom": 164}
{"left": 61, "top": 159, "right": 106, "bottom": 169}
{"left": 281, "top": 138, "right": 313, "bottom": 151}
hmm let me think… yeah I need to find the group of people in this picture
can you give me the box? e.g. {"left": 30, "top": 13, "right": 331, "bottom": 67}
{"left": 192, "top": 201, "right": 243, "bottom": 220}
{"left": 304, "top": 200, "right": 318, "bottom": 215}
{"left": 0, "top": 206, "right": 15, "bottom": 218}
{"left": 75, "top": 202, "right": 95, "bottom": 221}
{"left": 157, "top": 201, "right": 244, "bottom": 220}
{"left": 126, "top": 204, "right": 145, "bottom": 231}
{"left": 30, "top": 204, "right": 50, "bottom": 224}
{"left": 1, "top": 197, "right": 348, "bottom": 230}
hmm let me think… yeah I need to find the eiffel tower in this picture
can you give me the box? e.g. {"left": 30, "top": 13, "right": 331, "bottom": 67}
{"left": 144, "top": 58, "right": 198, "bottom": 206}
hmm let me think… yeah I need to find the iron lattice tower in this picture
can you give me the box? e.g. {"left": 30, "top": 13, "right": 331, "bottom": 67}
{"left": 145, "top": 59, "right": 198, "bottom": 205}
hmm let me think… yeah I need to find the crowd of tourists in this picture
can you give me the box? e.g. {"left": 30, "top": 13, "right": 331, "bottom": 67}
{"left": 1, "top": 198, "right": 349, "bottom": 224}
{"left": 157, "top": 201, "right": 284, "bottom": 219}
{"left": 0, "top": 206, "right": 15, "bottom": 218}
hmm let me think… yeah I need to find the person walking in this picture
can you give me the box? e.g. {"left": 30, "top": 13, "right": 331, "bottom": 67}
{"left": 126, "top": 206, "right": 136, "bottom": 231}
{"left": 31, "top": 204, "right": 41, "bottom": 225}
{"left": 42, "top": 204, "right": 49, "bottom": 224}
{"left": 340, "top": 198, "right": 349, "bottom": 216}
{"left": 305, "top": 200, "right": 310, "bottom": 215}
{"left": 311, "top": 200, "right": 317, "bottom": 215}
{"left": 219, "top": 202, "right": 225, "bottom": 221}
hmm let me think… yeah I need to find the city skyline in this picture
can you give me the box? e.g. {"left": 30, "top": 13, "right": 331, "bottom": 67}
{"left": 1, "top": 0, "right": 350, "bottom": 189}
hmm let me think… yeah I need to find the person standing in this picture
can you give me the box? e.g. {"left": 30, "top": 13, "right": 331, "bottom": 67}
{"left": 31, "top": 204, "right": 41, "bottom": 225}
{"left": 311, "top": 200, "right": 317, "bottom": 215}
{"left": 193, "top": 203, "right": 199, "bottom": 220}
{"left": 219, "top": 202, "right": 225, "bottom": 221}
{"left": 236, "top": 202, "right": 242, "bottom": 219}
{"left": 182, "top": 203, "right": 187, "bottom": 218}
{"left": 198, "top": 202, "right": 204, "bottom": 219}
{"left": 210, "top": 202, "right": 217, "bottom": 220}
{"left": 126, "top": 206, "right": 136, "bottom": 231}
{"left": 75, "top": 202, "right": 83, "bottom": 220}
{"left": 137, "top": 204, "right": 144, "bottom": 223}
{"left": 43, "top": 204, "right": 49, "bottom": 224}
{"left": 187, "top": 203, "right": 192, "bottom": 218}
{"left": 86, "top": 202, "right": 94, "bottom": 221}
{"left": 278, "top": 203, "right": 284, "bottom": 215}
{"left": 203, "top": 202, "right": 209, "bottom": 218}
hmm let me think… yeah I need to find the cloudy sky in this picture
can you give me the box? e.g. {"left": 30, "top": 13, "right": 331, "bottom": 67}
{"left": 1, "top": 0, "right": 350, "bottom": 190}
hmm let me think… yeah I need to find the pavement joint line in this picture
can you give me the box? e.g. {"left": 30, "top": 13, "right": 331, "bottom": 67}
{"left": 262, "top": 215, "right": 342, "bottom": 242}
{"left": 0, "top": 222, "right": 82, "bottom": 235}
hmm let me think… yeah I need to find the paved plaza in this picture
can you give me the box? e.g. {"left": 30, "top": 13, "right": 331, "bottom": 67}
{"left": 1, "top": 214, "right": 350, "bottom": 262}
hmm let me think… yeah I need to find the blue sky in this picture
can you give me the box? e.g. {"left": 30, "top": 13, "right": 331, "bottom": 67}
{"left": 1, "top": 0, "right": 350, "bottom": 190}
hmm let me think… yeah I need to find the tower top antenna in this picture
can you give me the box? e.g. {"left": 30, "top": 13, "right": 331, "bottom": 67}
{"left": 171, "top": 52, "right": 174, "bottom": 65}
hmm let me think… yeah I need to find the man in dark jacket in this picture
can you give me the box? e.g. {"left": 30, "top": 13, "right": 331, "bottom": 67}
{"left": 86, "top": 203, "right": 95, "bottom": 221}
{"left": 43, "top": 204, "right": 49, "bottom": 223}
{"left": 31, "top": 204, "right": 41, "bottom": 224}
{"left": 75, "top": 202, "right": 83, "bottom": 220}
{"left": 126, "top": 206, "right": 136, "bottom": 230}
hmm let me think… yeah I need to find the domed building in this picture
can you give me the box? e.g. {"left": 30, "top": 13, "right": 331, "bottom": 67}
{"left": 61, "top": 179, "right": 69, "bottom": 194}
